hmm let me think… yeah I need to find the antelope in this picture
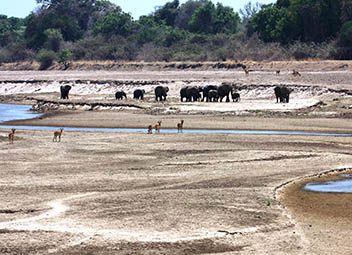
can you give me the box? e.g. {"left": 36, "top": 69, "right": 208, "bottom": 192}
{"left": 177, "top": 120, "right": 184, "bottom": 133}
{"left": 292, "top": 69, "right": 301, "bottom": 77}
{"left": 53, "top": 128, "right": 64, "bottom": 142}
{"left": 8, "top": 128, "right": 15, "bottom": 144}
{"left": 244, "top": 68, "right": 249, "bottom": 76}
{"left": 147, "top": 125, "right": 153, "bottom": 134}
{"left": 154, "top": 121, "right": 162, "bottom": 133}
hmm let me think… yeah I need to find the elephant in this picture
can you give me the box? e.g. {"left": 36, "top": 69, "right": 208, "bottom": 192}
{"left": 60, "top": 85, "right": 71, "bottom": 99}
{"left": 208, "top": 89, "right": 219, "bottom": 102}
{"left": 202, "top": 85, "right": 218, "bottom": 102}
{"left": 274, "top": 86, "right": 293, "bottom": 103}
{"left": 115, "top": 90, "right": 127, "bottom": 100}
{"left": 217, "top": 83, "right": 234, "bottom": 102}
{"left": 133, "top": 89, "right": 145, "bottom": 100}
{"left": 154, "top": 86, "right": 169, "bottom": 101}
{"left": 180, "top": 86, "right": 189, "bottom": 102}
{"left": 185, "top": 86, "right": 202, "bottom": 102}
{"left": 231, "top": 92, "right": 240, "bottom": 102}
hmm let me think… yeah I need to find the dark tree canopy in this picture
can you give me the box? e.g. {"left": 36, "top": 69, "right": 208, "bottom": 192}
{"left": 0, "top": 0, "right": 351, "bottom": 62}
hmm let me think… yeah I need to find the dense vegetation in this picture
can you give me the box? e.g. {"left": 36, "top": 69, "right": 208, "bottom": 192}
{"left": 0, "top": 0, "right": 351, "bottom": 67}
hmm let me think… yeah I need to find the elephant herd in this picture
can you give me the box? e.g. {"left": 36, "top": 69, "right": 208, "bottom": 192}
{"left": 180, "top": 84, "right": 240, "bottom": 103}
{"left": 59, "top": 84, "right": 292, "bottom": 104}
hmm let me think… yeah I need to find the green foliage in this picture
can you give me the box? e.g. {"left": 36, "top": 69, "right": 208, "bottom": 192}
{"left": 58, "top": 49, "right": 72, "bottom": 69}
{"left": 93, "top": 7, "right": 134, "bottom": 37}
{"left": 189, "top": 1, "right": 216, "bottom": 34}
{"left": 252, "top": 0, "right": 342, "bottom": 44}
{"left": 0, "top": 0, "right": 351, "bottom": 62}
{"left": 36, "top": 49, "right": 56, "bottom": 70}
{"left": 252, "top": 4, "right": 292, "bottom": 43}
{"left": 174, "top": 0, "right": 205, "bottom": 29}
{"left": 44, "top": 28, "right": 63, "bottom": 52}
{"left": 339, "top": 21, "right": 352, "bottom": 45}
{"left": 154, "top": 0, "right": 180, "bottom": 26}
{"left": 214, "top": 3, "right": 240, "bottom": 34}
{"left": 0, "top": 15, "right": 25, "bottom": 47}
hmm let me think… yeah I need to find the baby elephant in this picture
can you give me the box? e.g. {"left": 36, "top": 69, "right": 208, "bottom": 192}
{"left": 231, "top": 92, "right": 240, "bottom": 102}
{"left": 115, "top": 90, "right": 127, "bottom": 100}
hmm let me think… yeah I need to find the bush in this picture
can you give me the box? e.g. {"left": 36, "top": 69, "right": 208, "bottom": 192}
{"left": 58, "top": 49, "right": 72, "bottom": 69}
{"left": 36, "top": 49, "right": 56, "bottom": 70}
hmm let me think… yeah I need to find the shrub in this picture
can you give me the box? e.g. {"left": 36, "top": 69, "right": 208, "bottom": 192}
{"left": 58, "top": 49, "right": 72, "bottom": 69}
{"left": 36, "top": 49, "right": 56, "bottom": 70}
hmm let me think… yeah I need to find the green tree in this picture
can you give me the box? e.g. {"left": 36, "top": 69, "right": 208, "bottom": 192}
{"left": 174, "top": 0, "right": 206, "bottom": 30}
{"left": 0, "top": 15, "right": 25, "bottom": 47}
{"left": 213, "top": 3, "right": 240, "bottom": 34}
{"left": 93, "top": 7, "right": 134, "bottom": 36}
{"left": 252, "top": 4, "right": 293, "bottom": 43}
{"left": 153, "top": 0, "right": 180, "bottom": 26}
{"left": 341, "top": 0, "right": 352, "bottom": 23}
{"left": 44, "top": 28, "right": 63, "bottom": 52}
{"left": 189, "top": 0, "right": 216, "bottom": 34}
{"left": 339, "top": 21, "right": 352, "bottom": 45}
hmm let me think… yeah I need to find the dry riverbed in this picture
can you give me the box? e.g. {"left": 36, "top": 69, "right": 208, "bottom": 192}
{"left": 0, "top": 61, "right": 352, "bottom": 254}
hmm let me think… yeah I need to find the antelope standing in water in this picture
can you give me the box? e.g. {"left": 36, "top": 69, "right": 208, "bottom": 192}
{"left": 154, "top": 121, "right": 162, "bottom": 133}
{"left": 177, "top": 120, "right": 184, "bottom": 133}
{"left": 147, "top": 125, "right": 153, "bottom": 134}
{"left": 53, "top": 128, "right": 64, "bottom": 142}
{"left": 8, "top": 128, "right": 15, "bottom": 144}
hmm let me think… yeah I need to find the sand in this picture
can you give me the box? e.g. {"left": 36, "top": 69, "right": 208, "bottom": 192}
{"left": 0, "top": 61, "right": 351, "bottom": 254}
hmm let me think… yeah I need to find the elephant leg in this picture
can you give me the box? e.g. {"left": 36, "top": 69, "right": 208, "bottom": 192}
{"left": 226, "top": 95, "right": 230, "bottom": 102}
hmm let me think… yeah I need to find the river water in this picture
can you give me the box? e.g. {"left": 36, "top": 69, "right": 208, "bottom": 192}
{"left": 0, "top": 104, "right": 351, "bottom": 137}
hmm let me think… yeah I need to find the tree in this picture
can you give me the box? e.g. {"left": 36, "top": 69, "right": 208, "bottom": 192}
{"left": 251, "top": 0, "right": 342, "bottom": 44}
{"left": 252, "top": 4, "right": 293, "bottom": 43}
{"left": 341, "top": 0, "right": 352, "bottom": 23}
{"left": 213, "top": 3, "right": 240, "bottom": 34}
{"left": 0, "top": 15, "right": 25, "bottom": 47}
{"left": 26, "top": 0, "right": 118, "bottom": 49}
{"left": 174, "top": 0, "right": 206, "bottom": 30}
{"left": 189, "top": 1, "right": 216, "bottom": 34}
{"left": 93, "top": 7, "right": 134, "bottom": 36}
{"left": 153, "top": 0, "right": 180, "bottom": 26}
{"left": 44, "top": 28, "right": 63, "bottom": 52}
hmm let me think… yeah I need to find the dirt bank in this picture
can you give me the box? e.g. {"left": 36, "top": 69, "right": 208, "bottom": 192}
{"left": 279, "top": 169, "right": 352, "bottom": 254}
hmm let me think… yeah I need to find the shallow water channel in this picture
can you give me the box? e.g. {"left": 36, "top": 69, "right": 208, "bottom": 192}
{"left": 0, "top": 104, "right": 351, "bottom": 137}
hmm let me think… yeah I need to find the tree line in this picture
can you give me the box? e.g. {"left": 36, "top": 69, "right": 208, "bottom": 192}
{"left": 0, "top": 0, "right": 351, "bottom": 68}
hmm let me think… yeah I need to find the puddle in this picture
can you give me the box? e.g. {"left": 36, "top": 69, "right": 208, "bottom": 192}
{"left": 0, "top": 104, "right": 351, "bottom": 137}
{"left": 304, "top": 177, "right": 352, "bottom": 193}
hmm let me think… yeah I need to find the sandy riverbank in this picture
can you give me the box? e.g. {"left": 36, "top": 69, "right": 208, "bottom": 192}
{"left": 0, "top": 61, "right": 351, "bottom": 254}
